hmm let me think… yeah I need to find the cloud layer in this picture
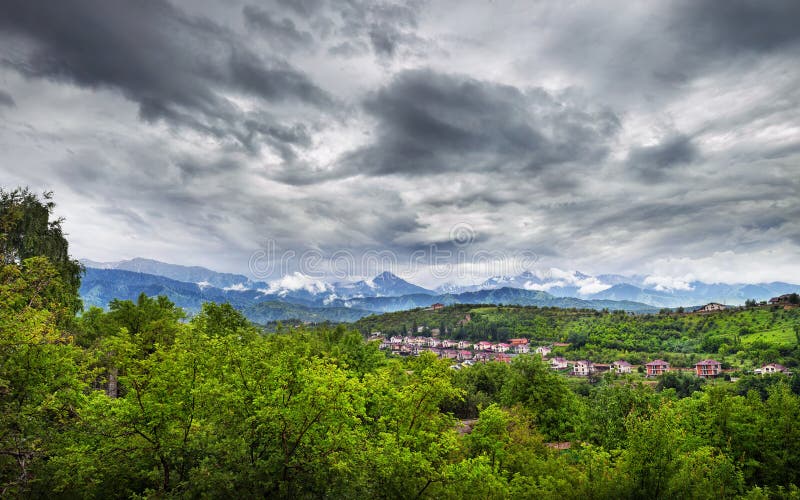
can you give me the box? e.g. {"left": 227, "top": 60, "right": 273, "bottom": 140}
{"left": 1, "top": 0, "right": 799, "bottom": 286}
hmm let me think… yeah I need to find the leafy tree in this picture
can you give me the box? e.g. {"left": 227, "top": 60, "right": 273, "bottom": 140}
{"left": 0, "top": 257, "right": 83, "bottom": 495}
{"left": 0, "top": 188, "right": 82, "bottom": 314}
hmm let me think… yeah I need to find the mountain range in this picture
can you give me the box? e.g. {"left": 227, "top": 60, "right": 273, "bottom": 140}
{"left": 78, "top": 258, "right": 798, "bottom": 323}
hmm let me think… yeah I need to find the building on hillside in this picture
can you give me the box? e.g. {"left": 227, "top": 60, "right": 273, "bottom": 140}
{"left": 694, "top": 303, "right": 727, "bottom": 313}
{"left": 769, "top": 293, "right": 799, "bottom": 306}
{"left": 493, "top": 343, "right": 511, "bottom": 353}
{"left": 645, "top": 359, "right": 670, "bottom": 377}
{"left": 535, "top": 345, "right": 552, "bottom": 357}
{"left": 390, "top": 336, "right": 403, "bottom": 344}
{"left": 573, "top": 360, "right": 594, "bottom": 377}
{"left": 474, "top": 352, "right": 491, "bottom": 362}
{"left": 427, "top": 337, "right": 441, "bottom": 347}
{"left": 431, "top": 303, "right": 445, "bottom": 310}
{"left": 755, "top": 363, "right": 789, "bottom": 375}
{"left": 458, "top": 350, "right": 473, "bottom": 361}
{"left": 494, "top": 353, "right": 512, "bottom": 363}
{"left": 510, "top": 338, "right": 529, "bottom": 346}
{"left": 457, "top": 340, "right": 472, "bottom": 349}
{"left": 476, "top": 341, "right": 493, "bottom": 351}
{"left": 695, "top": 359, "right": 722, "bottom": 378}
{"left": 611, "top": 360, "right": 632, "bottom": 374}
{"left": 593, "top": 363, "right": 610, "bottom": 373}
{"left": 441, "top": 339, "right": 457, "bottom": 348}
{"left": 550, "top": 357, "right": 569, "bottom": 370}
{"left": 514, "top": 344, "right": 529, "bottom": 354}
{"left": 457, "top": 314, "right": 472, "bottom": 326}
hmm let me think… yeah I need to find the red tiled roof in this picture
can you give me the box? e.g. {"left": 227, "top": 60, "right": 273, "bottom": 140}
{"left": 695, "top": 359, "right": 721, "bottom": 366}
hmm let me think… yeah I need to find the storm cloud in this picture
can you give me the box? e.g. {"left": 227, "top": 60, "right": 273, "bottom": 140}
{"left": 1, "top": 0, "right": 799, "bottom": 286}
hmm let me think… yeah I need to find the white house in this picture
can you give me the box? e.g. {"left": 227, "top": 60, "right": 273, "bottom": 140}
{"left": 457, "top": 340, "right": 472, "bottom": 349}
{"left": 611, "top": 360, "right": 632, "bottom": 374}
{"left": 755, "top": 363, "right": 787, "bottom": 375}
{"left": 573, "top": 360, "right": 594, "bottom": 377}
{"left": 476, "top": 341, "right": 493, "bottom": 351}
{"left": 694, "top": 303, "right": 727, "bottom": 313}
{"left": 493, "top": 343, "right": 511, "bottom": 353}
{"left": 535, "top": 346, "right": 552, "bottom": 357}
{"left": 514, "top": 344, "right": 530, "bottom": 354}
{"left": 550, "top": 357, "right": 569, "bottom": 370}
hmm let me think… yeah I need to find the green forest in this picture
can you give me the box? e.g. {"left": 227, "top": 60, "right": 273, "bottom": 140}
{"left": 2, "top": 189, "right": 800, "bottom": 499}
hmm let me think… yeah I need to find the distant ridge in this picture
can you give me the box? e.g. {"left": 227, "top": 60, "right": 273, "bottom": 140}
{"left": 80, "top": 267, "right": 660, "bottom": 324}
{"left": 80, "top": 257, "right": 800, "bottom": 311}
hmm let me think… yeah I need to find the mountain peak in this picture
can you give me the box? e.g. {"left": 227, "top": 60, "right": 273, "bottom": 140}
{"left": 373, "top": 271, "right": 400, "bottom": 280}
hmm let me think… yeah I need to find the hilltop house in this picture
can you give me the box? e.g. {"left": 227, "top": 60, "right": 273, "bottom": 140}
{"left": 694, "top": 303, "right": 727, "bottom": 313}
{"left": 611, "top": 360, "right": 632, "bottom": 374}
{"left": 695, "top": 359, "right": 722, "bottom": 378}
{"left": 645, "top": 359, "right": 670, "bottom": 377}
{"left": 769, "top": 293, "right": 799, "bottom": 306}
{"left": 573, "top": 360, "right": 594, "bottom": 377}
{"left": 431, "top": 303, "right": 445, "bottom": 310}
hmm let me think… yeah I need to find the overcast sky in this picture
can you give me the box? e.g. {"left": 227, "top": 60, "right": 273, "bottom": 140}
{"left": 1, "top": 0, "right": 799, "bottom": 287}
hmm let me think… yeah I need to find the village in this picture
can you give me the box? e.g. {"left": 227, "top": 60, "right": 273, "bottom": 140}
{"left": 371, "top": 301, "right": 795, "bottom": 379}
{"left": 374, "top": 332, "right": 793, "bottom": 379}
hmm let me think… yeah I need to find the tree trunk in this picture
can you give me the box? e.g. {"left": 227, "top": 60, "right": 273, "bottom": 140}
{"left": 106, "top": 367, "right": 118, "bottom": 398}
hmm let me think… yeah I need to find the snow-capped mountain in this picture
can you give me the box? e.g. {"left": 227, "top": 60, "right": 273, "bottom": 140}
{"left": 81, "top": 258, "right": 800, "bottom": 309}
{"left": 435, "top": 268, "right": 800, "bottom": 307}
{"left": 332, "top": 271, "right": 435, "bottom": 298}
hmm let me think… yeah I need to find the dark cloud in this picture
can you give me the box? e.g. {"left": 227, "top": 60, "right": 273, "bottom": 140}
{"left": 0, "top": 0, "right": 332, "bottom": 156}
{"left": 0, "top": 89, "right": 14, "bottom": 107}
{"left": 1, "top": 0, "right": 799, "bottom": 284}
{"left": 626, "top": 135, "right": 699, "bottom": 182}
{"left": 340, "top": 69, "right": 620, "bottom": 178}
{"left": 243, "top": 5, "right": 315, "bottom": 53}
{"left": 675, "top": 0, "right": 800, "bottom": 56}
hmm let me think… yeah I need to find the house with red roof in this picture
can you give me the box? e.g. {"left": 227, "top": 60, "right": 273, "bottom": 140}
{"left": 695, "top": 359, "right": 722, "bottom": 378}
{"left": 476, "top": 341, "right": 493, "bottom": 351}
{"left": 645, "top": 359, "right": 670, "bottom": 377}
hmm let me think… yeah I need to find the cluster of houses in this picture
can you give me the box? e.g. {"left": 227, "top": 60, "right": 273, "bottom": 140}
{"left": 371, "top": 333, "right": 792, "bottom": 378}
{"left": 377, "top": 335, "right": 540, "bottom": 363}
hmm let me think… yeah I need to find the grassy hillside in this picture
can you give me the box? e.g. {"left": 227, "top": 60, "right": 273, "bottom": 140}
{"left": 353, "top": 304, "right": 800, "bottom": 369}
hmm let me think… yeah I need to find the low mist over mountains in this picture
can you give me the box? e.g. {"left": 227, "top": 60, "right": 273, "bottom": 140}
{"left": 79, "top": 258, "right": 799, "bottom": 323}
